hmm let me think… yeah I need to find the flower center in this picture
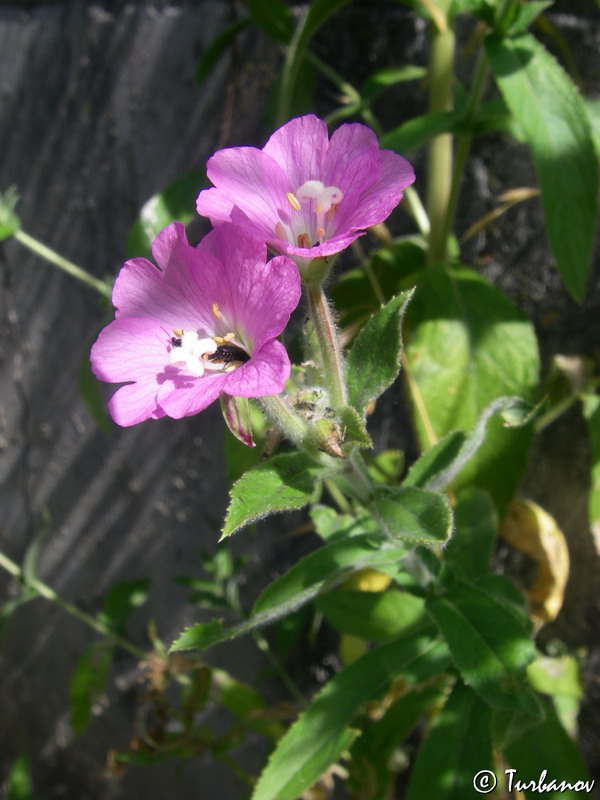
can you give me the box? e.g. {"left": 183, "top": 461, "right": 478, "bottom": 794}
{"left": 276, "top": 179, "right": 343, "bottom": 248}
{"left": 167, "top": 328, "right": 250, "bottom": 377}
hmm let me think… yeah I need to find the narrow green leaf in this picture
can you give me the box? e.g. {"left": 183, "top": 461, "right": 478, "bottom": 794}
{"left": 171, "top": 534, "right": 408, "bottom": 652}
{"left": 349, "top": 683, "right": 443, "bottom": 799}
{"left": 406, "top": 266, "right": 539, "bottom": 508}
{"left": 507, "top": 1, "right": 554, "bottom": 34}
{"left": 404, "top": 431, "right": 466, "bottom": 489}
{"left": 79, "top": 344, "right": 112, "bottom": 433}
{"left": 6, "top": 755, "right": 34, "bottom": 800}
{"left": 316, "top": 588, "right": 428, "bottom": 642}
{"left": 98, "top": 578, "right": 151, "bottom": 635}
{"left": 245, "top": 0, "right": 294, "bottom": 42}
{"left": 196, "top": 18, "right": 250, "bottom": 84}
{"left": 221, "top": 452, "right": 323, "bottom": 538}
{"left": 346, "top": 291, "right": 413, "bottom": 415}
{"left": 369, "top": 485, "right": 454, "bottom": 545}
{"left": 445, "top": 488, "right": 497, "bottom": 580}
{"left": 0, "top": 185, "right": 21, "bottom": 241}
{"left": 427, "top": 581, "right": 538, "bottom": 713}
{"left": 252, "top": 633, "right": 450, "bottom": 800}
{"left": 485, "top": 33, "right": 598, "bottom": 301}
{"left": 504, "top": 699, "right": 593, "bottom": 798}
{"left": 69, "top": 643, "right": 114, "bottom": 735}
{"left": 381, "top": 111, "right": 462, "bottom": 155}
{"left": 583, "top": 393, "right": 600, "bottom": 525}
{"left": 360, "top": 65, "right": 427, "bottom": 101}
{"left": 406, "top": 682, "right": 493, "bottom": 800}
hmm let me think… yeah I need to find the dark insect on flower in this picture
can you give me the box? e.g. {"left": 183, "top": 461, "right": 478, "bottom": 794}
{"left": 171, "top": 336, "right": 183, "bottom": 348}
{"left": 207, "top": 344, "right": 250, "bottom": 365}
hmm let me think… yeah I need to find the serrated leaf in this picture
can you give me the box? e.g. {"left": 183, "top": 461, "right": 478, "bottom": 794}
{"left": 196, "top": 18, "right": 250, "bottom": 84}
{"left": 346, "top": 291, "right": 413, "bottom": 415}
{"left": 406, "top": 266, "right": 539, "bottom": 508}
{"left": 485, "top": 33, "right": 598, "bottom": 301}
{"left": 427, "top": 580, "right": 539, "bottom": 713}
{"left": 369, "top": 485, "right": 454, "bottom": 545}
{"left": 221, "top": 452, "right": 323, "bottom": 538}
{"left": 171, "top": 534, "right": 408, "bottom": 652}
{"left": 251, "top": 633, "right": 450, "bottom": 800}
{"left": 407, "top": 682, "right": 493, "bottom": 800}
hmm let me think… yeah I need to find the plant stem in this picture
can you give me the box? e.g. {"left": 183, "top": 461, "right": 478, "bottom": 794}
{"left": 401, "top": 351, "right": 438, "bottom": 447}
{"left": 13, "top": 229, "right": 112, "bottom": 299}
{"left": 0, "top": 550, "right": 146, "bottom": 660}
{"left": 426, "top": 17, "right": 455, "bottom": 265}
{"left": 305, "top": 283, "right": 348, "bottom": 409}
{"left": 260, "top": 393, "right": 310, "bottom": 446}
{"left": 440, "top": 47, "right": 490, "bottom": 248}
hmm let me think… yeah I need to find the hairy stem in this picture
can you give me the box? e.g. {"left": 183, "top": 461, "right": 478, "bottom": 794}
{"left": 306, "top": 283, "right": 348, "bottom": 409}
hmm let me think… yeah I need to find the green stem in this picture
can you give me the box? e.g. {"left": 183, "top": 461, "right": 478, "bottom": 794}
{"left": 260, "top": 393, "right": 310, "bottom": 446}
{"left": 403, "top": 186, "right": 431, "bottom": 236}
{"left": 0, "top": 550, "right": 145, "bottom": 660}
{"left": 440, "top": 48, "right": 490, "bottom": 248}
{"left": 306, "top": 283, "right": 348, "bottom": 409}
{"left": 14, "top": 229, "right": 112, "bottom": 299}
{"left": 426, "top": 21, "right": 455, "bottom": 265}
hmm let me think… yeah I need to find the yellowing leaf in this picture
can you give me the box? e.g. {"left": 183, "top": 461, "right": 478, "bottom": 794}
{"left": 500, "top": 499, "right": 569, "bottom": 624}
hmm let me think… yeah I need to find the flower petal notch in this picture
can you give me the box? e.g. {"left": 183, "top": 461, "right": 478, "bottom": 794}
{"left": 90, "top": 222, "right": 301, "bottom": 428}
{"left": 196, "top": 114, "right": 415, "bottom": 269}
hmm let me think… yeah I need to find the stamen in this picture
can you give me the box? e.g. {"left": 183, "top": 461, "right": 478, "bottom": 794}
{"left": 286, "top": 192, "right": 301, "bottom": 211}
{"left": 316, "top": 226, "right": 326, "bottom": 242}
{"left": 212, "top": 302, "right": 221, "bottom": 320}
{"left": 274, "top": 221, "right": 286, "bottom": 240}
{"left": 297, "top": 232, "right": 311, "bottom": 249}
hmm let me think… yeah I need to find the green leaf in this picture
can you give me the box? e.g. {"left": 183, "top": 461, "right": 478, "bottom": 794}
{"left": 360, "top": 65, "right": 427, "bottom": 102}
{"left": 427, "top": 580, "right": 539, "bottom": 713}
{"left": 348, "top": 683, "right": 444, "bottom": 799}
{"left": 316, "top": 588, "right": 428, "bottom": 642}
{"left": 69, "top": 643, "right": 114, "bottom": 735}
{"left": 381, "top": 111, "right": 462, "bottom": 155}
{"left": 406, "top": 396, "right": 534, "bottom": 495}
{"left": 127, "top": 171, "right": 201, "bottom": 258}
{"left": 407, "top": 681, "right": 493, "bottom": 800}
{"left": 485, "top": 33, "right": 598, "bottom": 301}
{"left": 98, "top": 578, "right": 151, "bottom": 635}
{"left": 251, "top": 633, "right": 450, "bottom": 800}
{"left": 0, "top": 185, "right": 21, "bottom": 241}
{"left": 445, "top": 488, "right": 497, "bottom": 580}
{"left": 170, "top": 534, "right": 408, "bottom": 652}
{"left": 221, "top": 452, "right": 324, "bottom": 538}
{"left": 504, "top": 698, "right": 593, "bottom": 798}
{"left": 506, "top": 1, "right": 554, "bottom": 35}
{"left": 369, "top": 485, "right": 454, "bottom": 545}
{"left": 406, "top": 266, "right": 539, "bottom": 509}
{"left": 245, "top": 0, "right": 294, "bottom": 42}
{"left": 79, "top": 343, "right": 112, "bottom": 433}
{"left": 6, "top": 755, "right": 34, "bottom": 800}
{"left": 346, "top": 291, "right": 413, "bottom": 415}
{"left": 196, "top": 18, "right": 250, "bottom": 84}
{"left": 583, "top": 393, "right": 600, "bottom": 525}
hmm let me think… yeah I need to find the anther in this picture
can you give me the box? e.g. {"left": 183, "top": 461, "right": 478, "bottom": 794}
{"left": 286, "top": 192, "right": 301, "bottom": 211}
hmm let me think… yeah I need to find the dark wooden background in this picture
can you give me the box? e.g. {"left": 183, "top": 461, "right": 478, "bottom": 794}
{"left": 1, "top": 1, "right": 599, "bottom": 798}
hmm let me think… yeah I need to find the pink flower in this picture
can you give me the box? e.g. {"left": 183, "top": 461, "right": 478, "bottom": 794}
{"left": 90, "top": 222, "right": 301, "bottom": 427}
{"left": 196, "top": 114, "right": 415, "bottom": 265}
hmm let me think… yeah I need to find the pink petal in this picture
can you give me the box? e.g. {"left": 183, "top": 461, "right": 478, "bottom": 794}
{"left": 222, "top": 339, "right": 291, "bottom": 397}
{"left": 157, "top": 372, "right": 228, "bottom": 419}
{"left": 197, "top": 147, "right": 289, "bottom": 237}
{"left": 197, "top": 225, "right": 301, "bottom": 349}
{"left": 262, "top": 115, "right": 330, "bottom": 190}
